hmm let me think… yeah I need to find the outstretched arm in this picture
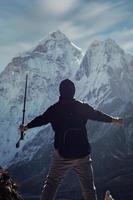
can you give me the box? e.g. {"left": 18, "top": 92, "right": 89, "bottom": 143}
{"left": 19, "top": 106, "right": 53, "bottom": 133}
{"left": 84, "top": 103, "right": 124, "bottom": 126}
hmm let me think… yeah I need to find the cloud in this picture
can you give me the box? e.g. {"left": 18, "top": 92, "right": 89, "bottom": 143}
{"left": 0, "top": 0, "right": 133, "bottom": 72}
{"left": 102, "top": 28, "right": 133, "bottom": 52}
{"left": 58, "top": 0, "right": 133, "bottom": 52}
{"left": 37, "top": 0, "right": 78, "bottom": 16}
{"left": 0, "top": 42, "right": 33, "bottom": 71}
{"left": 74, "top": 1, "right": 129, "bottom": 34}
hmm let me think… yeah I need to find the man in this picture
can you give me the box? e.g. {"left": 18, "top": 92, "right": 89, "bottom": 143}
{"left": 20, "top": 79, "right": 123, "bottom": 200}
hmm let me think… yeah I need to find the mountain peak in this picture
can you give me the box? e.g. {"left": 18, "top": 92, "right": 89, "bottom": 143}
{"left": 90, "top": 38, "right": 121, "bottom": 50}
{"left": 49, "top": 30, "right": 68, "bottom": 40}
{"left": 32, "top": 30, "right": 71, "bottom": 53}
{"left": 76, "top": 38, "right": 129, "bottom": 93}
{"left": 90, "top": 40, "right": 101, "bottom": 48}
{"left": 104, "top": 38, "right": 122, "bottom": 49}
{"left": 39, "top": 30, "right": 70, "bottom": 45}
{"left": 105, "top": 38, "right": 116, "bottom": 44}
{"left": 87, "top": 38, "right": 123, "bottom": 56}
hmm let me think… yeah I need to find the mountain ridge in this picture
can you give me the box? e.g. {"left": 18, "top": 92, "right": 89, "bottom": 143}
{"left": 0, "top": 30, "right": 133, "bottom": 200}
{"left": 1, "top": 30, "right": 133, "bottom": 166}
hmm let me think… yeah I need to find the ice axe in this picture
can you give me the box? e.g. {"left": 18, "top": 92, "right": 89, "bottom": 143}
{"left": 16, "top": 74, "right": 28, "bottom": 148}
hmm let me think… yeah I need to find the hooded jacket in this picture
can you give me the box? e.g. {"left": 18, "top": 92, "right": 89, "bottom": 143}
{"left": 27, "top": 97, "right": 113, "bottom": 150}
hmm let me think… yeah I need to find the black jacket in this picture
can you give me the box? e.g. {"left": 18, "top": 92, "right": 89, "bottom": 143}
{"left": 27, "top": 98, "right": 113, "bottom": 149}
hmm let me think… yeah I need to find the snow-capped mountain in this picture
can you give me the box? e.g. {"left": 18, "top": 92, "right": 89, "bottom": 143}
{"left": 0, "top": 30, "right": 83, "bottom": 166}
{"left": 0, "top": 30, "right": 133, "bottom": 200}
{"left": 75, "top": 38, "right": 133, "bottom": 143}
{"left": 76, "top": 39, "right": 133, "bottom": 106}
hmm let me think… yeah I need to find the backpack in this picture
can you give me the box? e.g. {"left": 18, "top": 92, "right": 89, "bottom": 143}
{"left": 58, "top": 103, "right": 91, "bottom": 159}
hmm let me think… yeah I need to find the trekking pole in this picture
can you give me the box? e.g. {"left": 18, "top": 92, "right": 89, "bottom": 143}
{"left": 16, "top": 74, "right": 28, "bottom": 148}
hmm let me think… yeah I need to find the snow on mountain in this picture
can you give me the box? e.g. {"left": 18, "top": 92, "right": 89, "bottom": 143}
{"left": 76, "top": 38, "right": 133, "bottom": 107}
{"left": 0, "top": 31, "right": 133, "bottom": 200}
{"left": 0, "top": 30, "right": 83, "bottom": 166}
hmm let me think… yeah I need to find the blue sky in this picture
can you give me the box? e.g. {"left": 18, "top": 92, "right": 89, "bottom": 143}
{"left": 0, "top": 0, "right": 133, "bottom": 72}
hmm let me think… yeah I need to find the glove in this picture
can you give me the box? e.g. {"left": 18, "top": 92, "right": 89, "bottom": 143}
{"left": 112, "top": 118, "right": 124, "bottom": 126}
{"left": 19, "top": 124, "right": 28, "bottom": 133}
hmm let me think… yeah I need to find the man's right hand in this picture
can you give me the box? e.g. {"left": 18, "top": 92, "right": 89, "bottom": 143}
{"left": 112, "top": 118, "right": 124, "bottom": 127}
{"left": 19, "top": 125, "right": 28, "bottom": 133}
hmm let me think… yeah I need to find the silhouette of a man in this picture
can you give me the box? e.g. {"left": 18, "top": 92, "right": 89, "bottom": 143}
{"left": 20, "top": 79, "right": 123, "bottom": 200}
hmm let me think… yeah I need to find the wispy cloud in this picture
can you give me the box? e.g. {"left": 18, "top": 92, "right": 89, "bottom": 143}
{"left": 59, "top": 0, "right": 133, "bottom": 51}
{"left": 102, "top": 28, "right": 133, "bottom": 52}
{"left": 0, "top": 42, "right": 33, "bottom": 70}
{"left": 37, "top": 0, "right": 77, "bottom": 16}
{"left": 0, "top": 0, "right": 133, "bottom": 71}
